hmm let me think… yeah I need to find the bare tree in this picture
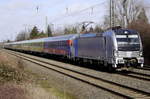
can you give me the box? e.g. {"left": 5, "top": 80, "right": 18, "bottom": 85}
{"left": 94, "top": 25, "right": 104, "bottom": 33}
{"left": 114, "top": 0, "right": 144, "bottom": 27}
{"left": 16, "top": 31, "right": 27, "bottom": 41}
{"left": 47, "top": 25, "right": 53, "bottom": 37}
{"left": 104, "top": 0, "right": 144, "bottom": 28}
{"left": 64, "top": 26, "right": 77, "bottom": 34}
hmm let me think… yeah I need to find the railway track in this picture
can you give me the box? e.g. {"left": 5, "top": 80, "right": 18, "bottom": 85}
{"left": 144, "top": 65, "right": 150, "bottom": 68}
{"left": 4, "top": 50, "right": 150, "bottom": 99}
{"left": 117, "top": 71, "right": 150, "bottom": 82}
{"left": 136, "top": 66, "right": 150, "bottom": 71}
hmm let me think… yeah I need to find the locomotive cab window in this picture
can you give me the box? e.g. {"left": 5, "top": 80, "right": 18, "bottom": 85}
{"left": 115, "top": 31, "right": 141, "bottom": 51}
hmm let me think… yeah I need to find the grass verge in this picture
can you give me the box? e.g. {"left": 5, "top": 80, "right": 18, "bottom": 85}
{"left": 0, "top": 51, "right": 76, "bottom": 99}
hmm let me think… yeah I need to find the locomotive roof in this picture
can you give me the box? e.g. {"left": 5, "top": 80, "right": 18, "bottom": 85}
{"left": 113, "top": 29, "right": 138, "bottom": 35}
{"left": 79, "top": 33, "right": 96, "bottom": 38}
{"left": 8, "top": 38, "right": 46, "bottom": 45}
{"left": 44, "top": 34, "right": 77, "bottom": 42}
{"left": 7, "top": 34, "right": 77, "bottom": 45}
{"left": 6, "top": 33, "right": 98, "bottom": 45}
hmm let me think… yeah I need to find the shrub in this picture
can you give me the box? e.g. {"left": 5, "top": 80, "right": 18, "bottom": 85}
{"left": 0, "top": 63, "right": 27, "bottom": 84}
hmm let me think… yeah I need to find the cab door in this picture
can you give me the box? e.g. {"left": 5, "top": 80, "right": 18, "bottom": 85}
{"left": 105, "top": 36, "right": 113, "bottom": 64}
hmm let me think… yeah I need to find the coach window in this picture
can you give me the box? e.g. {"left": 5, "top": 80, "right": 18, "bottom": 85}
{"left": 59, "top": 41, "right": 60, "bottom": 47}
{"left": 37, "top": 43, "right": 39, "bottom": 47}
{"left": 39, "top": 43, "right": 41, "bottom": 47}
{"left": 59, "top": 41, "right": 61, "bottom": 48}
{"left": 51, "top": 42, "right": 52, "bottom": 47}
{"left": 35, "top": 43, "right": 37, "bottom": 47}
{"left": 58, "top": 42, "right": 59, "bottom": 49}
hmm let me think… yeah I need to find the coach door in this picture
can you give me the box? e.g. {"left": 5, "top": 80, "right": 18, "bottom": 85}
{"left": 72, "top": 38, "right": 79, "bottom": 58}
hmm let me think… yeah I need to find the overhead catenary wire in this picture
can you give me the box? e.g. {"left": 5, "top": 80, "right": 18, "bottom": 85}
{"left": 145, "top": 6, "right": 150, "bottom": 8}
{"left": 50, "top": 1, "right": 106, "bottom": 23}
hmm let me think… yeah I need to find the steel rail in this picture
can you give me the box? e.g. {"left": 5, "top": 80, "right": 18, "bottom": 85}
{"left": 129, "top": 71, "right": 150, "bottom": 78}
{"left": 5, "top": 50, "right": 150, "bottom": 99}
{"left": 136, "top": 67, "right": 150, "bottom": 71}
{"left": 117, "top": 72, "right": 150, "bottom": 82}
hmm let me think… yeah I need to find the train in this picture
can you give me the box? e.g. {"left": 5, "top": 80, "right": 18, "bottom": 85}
{"left": 4, "top": 27, "right": 144, "bottom": 71}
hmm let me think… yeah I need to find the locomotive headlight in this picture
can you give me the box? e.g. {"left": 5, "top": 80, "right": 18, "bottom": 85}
{"left": 139, "top": 51, "right": 143, "bottom": 56}
{"left": 138, "top": 58, "right": 144, "bottom": 63}
{"left": 114, "top": 50, "right": 118, "bottom": 57}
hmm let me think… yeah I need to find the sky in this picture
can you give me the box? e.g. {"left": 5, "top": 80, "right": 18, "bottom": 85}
{"left": 0, "top": 0, "right": 150, "bottom": 42}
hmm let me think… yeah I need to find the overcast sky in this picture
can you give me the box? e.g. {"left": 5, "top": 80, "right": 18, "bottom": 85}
{"left": 0, "top": 0, "right": 150, "bottom": 42}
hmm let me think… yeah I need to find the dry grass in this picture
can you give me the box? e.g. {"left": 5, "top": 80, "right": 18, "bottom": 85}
{"left": 0, "top": 84, "right": 26, "bottom": 99}
{"left": 0, "top": 51, "right": 30, "bottom": 99}
{"left": 0, "top": 63, "right": 29, "bottom": 84}
{"left": 22, "top": 83, "right": 58, "bottom": 99}
{"left": 0, "top": 50, "right": 74, "bottom": 99}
